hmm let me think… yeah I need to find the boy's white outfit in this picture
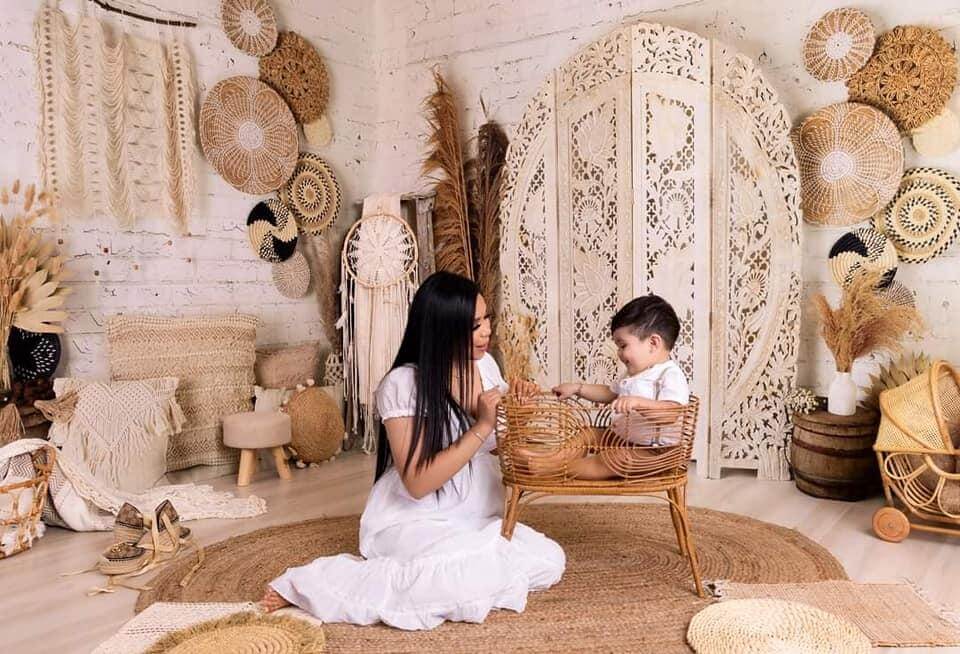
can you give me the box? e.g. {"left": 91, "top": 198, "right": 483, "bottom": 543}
{"left": 609, "top": 359, "right": 690, "bottom": 446}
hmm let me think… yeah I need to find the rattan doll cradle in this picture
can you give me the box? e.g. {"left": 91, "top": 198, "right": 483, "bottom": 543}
{"left": 873, "top": 361, "right": 960, "bottom": 542}
{"left": 495, "top": 394, "right": 704, "bottom": 597}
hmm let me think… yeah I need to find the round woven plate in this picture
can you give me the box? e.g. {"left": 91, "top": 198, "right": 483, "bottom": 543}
{"left": 200, "top": 76, "right": 299, "bottom": 195}
{"left": 248, "top": 198, "right": 298, "bottom": 263}
{"left": 793, "top": 102, "right": 904, "bottom": 225}
{"left": 911, "top": 107, "right": 960, "bottom": 157}
{"left": 303, "top": 114, "right": 333, "bottom": 147}
{"left": 259, "top": 32, "right": 329, "bottom": 124}
{"left": 278, "top": 154, "right": 341, "bottom": 235}
{"left": 220, "top": 0, "right": 278, "bottom": 56}
{"left": 143, "top": 612, "right": 325, "bottom": 654}
{"left": 803, "top": 8, "right": 875, "bottom": 82}
{"left": 848, "top": 25, "right": 958, "bottom": 131}
{"left": 8, "top": 328, "right": 61, "bottom": 381}
{"left": 272, "top": 251, "right": 311, "bottom": 298}
{"left": 687, "top": 599, "right": 871, "bottom": 654}
{"left": 136, "top": 504, "right": 847, "bottom": 652}
{"left": 875, "top": 167, "right": 960, "bottom": 263}
{"left": 828, "top": 227, "right": 898, "bottom": 288}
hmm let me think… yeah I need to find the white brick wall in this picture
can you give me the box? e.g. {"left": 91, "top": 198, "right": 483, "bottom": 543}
{"left": 2, "top": 0, "right": 958, "bottom": 392}
{"left": 0, "top": 0, "right": 377, "bottom": 379}
{"left": 370, "top": 0, "right": 960, "bottom": 395}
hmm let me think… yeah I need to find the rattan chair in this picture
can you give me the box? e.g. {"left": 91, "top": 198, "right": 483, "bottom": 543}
{"left": 495, "top": 394, "right": 704, "bottom": 597}
{"left": 873, "top": 360, "right": 960, "bottom": 542}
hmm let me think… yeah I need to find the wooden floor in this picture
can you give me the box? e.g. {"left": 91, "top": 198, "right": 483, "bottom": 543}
{"left": 3, "top": 452, "right": 959, "bottom": 653}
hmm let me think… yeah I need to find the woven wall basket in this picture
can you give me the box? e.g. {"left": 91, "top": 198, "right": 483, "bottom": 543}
{"left": 304, "top": 114, "right": 333, "bottom": 147}
{"left": 793, "top": 102, "right": 903, "bottom": 225}
{"left": 828, "top": 227, "right": 898, "bottom": 288}
{"left": 882, "top": 280, "right": 916, "bottom": 308}
{"left": 199, "top": 76, "right": 298, "bottom": 195}
{"left": 875, "top": 167, "right": 960, "bottom": 264}
{"left": 9, "top": 328, "right": 61, "bottom": 382}
{"left": 278, "top": 153, "right": 341, "bottom": 235}
{"left": 272, "top": 250, "right": 311, "bottom": 298}
{"left": 911, "top": 107, "right": 960, "bottom": 157}
{"left": 247, "top": 198, "right": 298, "bottom": 263}
{"left": 803, "top": 8, "right": 875, "bottom": 82}
{"left": 259, "top": 32, "right": 329, "bottom": 125}
{"left": 847, "top": 25, "right": 958, "bottom": 131}
{"left": 220, "top": 0, "right": 278, "bottom": 56}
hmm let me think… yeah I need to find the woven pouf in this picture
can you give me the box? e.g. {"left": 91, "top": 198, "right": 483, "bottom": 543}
{"left": 283, "top": 386, "right": 343, "bottom": 464}
{"left": 223, "top": 411, "right": 292, "bottom": 487}
{"left": 143, "top": 611, "right": 325, "bottom": 654}
{"left": 687, "top": 599, "right": 871, "bottom": 654}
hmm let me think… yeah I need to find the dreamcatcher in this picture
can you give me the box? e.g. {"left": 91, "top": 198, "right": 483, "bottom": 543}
{"left": 339, "top": 196, "right": 418, "bottom": 453}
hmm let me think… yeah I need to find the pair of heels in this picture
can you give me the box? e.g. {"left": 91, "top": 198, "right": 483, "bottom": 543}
{"left": 89, "top": 500, "right": 202, "bottom": 594}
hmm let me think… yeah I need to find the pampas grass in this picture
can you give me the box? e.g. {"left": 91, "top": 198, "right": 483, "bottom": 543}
{"left": 812, "top": 271, "right": 924, "bottom": 373}
{"left": 499, "top": 312, "right": 538, "bottom": 381}
{"left": 422, "top": 70, "right": 473, "bottom": 279}
{"left": 468, "top": 110, "right": 508, "bottom": 313}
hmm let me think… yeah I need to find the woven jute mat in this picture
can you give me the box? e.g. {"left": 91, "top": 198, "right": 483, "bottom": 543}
{"left": 137, "top": 504, "right": 846, "bottom": 653}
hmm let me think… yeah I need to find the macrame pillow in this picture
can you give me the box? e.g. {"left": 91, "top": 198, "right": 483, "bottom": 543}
{"left": 47, "top": 377, "right": 184, "bottom": 493}
{"left": 107, "top": 315, "right": 258, "bottom": 472}
{"left": 254, "top": 342, "right": 321, "bottom": 389}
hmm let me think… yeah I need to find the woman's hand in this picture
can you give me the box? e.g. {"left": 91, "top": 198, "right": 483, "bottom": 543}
{"left": 552, "top": 382, "right": 581, "bottom": 400}
{"left": 475, "top": 388, "right": 503, "bottom": 433}
{"left": 510, "top": 378, "right": 540, "bottom": 402}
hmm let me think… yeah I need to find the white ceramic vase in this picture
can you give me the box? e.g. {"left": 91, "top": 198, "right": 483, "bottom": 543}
{"left": 827, "top": 371, "right": 857, "bottom": 416}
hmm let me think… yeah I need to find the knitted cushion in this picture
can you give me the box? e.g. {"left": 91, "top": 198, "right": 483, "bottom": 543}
{"left": 47, "top": 377, "right": 184, "bottom": 493}
{"left": 254, "top": 342, "right": 320, "bottom": 389}
{"left": 107, "top": 315, "right": 257, "bottom": 472}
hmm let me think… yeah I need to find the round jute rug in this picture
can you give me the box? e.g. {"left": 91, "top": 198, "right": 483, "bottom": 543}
{"left": 137, "top": 504, "right": 846, "bottom": 653}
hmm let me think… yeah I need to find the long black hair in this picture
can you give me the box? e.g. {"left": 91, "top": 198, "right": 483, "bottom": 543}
{"left": 374, "top": 271, "right": 479, "bottom": 481}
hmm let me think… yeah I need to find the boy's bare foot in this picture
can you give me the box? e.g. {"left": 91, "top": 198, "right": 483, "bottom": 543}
{"left": 259, "top": 588, "right": 292, "bottom": 613}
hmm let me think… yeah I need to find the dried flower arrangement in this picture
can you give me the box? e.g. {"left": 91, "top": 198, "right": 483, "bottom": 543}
{"left": 0, "top": 181, "right": 69, "bottom": 388}
{"left": 785, "top": 387, "right": 822, "bottom": 415}
{"left": 812, "top": 270, "right": 923, "bottom": 374}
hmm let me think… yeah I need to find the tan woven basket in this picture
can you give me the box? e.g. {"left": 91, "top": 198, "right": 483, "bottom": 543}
{"left": 802, "top": 8, "right": 875, "bottom": 82}
{"left": 0, "top": 444, "right": 55, "bottom": 559}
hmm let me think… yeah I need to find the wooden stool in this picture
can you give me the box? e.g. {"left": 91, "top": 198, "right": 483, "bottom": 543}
{"left": 223, "top": 411, "right": 292, "bottom": 486}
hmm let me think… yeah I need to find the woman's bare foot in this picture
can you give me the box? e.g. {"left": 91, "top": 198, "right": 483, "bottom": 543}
{"left": 259, "top": 588, "right": 292, "bottom": 613}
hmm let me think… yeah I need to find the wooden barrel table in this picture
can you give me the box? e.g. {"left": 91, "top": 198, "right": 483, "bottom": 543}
{"left": 790, "top": 406, "right": 881, "bottom": 501}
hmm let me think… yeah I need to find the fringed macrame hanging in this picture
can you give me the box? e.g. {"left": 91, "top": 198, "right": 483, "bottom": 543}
{"left": 339, "top": 196, "right": 418, "bottom": 453}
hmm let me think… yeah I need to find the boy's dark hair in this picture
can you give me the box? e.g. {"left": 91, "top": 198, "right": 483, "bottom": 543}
{"left": 610, "top": 294, "right": 680, "bottom": 350}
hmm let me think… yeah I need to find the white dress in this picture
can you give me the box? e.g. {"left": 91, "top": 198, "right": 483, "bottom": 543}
{"left": 269, "top": 354, "right": 566, "bottom": 630}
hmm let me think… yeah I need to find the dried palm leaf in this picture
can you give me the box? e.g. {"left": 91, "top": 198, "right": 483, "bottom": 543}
{"left": 422, "top": 70, "right": 473, "bottom": 279}
{"left": 862, "top": 352, "right": 932, "bottom": 409}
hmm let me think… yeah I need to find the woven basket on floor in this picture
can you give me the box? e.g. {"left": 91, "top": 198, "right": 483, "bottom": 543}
{"left": 0, "top": 444, "right": 54, "bottom": 559}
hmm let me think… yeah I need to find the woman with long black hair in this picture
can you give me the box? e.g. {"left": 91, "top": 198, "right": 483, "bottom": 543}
{"left": 263, "top": 272, "right": 565, "bottom": 629}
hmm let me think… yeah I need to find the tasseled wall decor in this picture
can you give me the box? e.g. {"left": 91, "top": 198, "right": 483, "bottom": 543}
{"left": 421, "top": 71, "right": 473, "bottom": 279}
{"left": 339, "top": 196, "right": 419, "bottom": 452}
{"left": 35, "top": 7, "right": 197, "bottom": 232}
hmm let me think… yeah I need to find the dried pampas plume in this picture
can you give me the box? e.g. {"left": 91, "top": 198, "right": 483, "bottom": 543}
{"left": 812, "top": 270, "right": 924, "bottom": 373}
{"left": 422, "top": 70, "right": 473, "bottom": 279}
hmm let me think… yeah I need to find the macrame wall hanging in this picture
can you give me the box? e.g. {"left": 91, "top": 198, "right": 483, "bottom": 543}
{"left": 35, "top": 7, "right": 197, "bottom": 233}
{"left": 339, "top": 196, "right": 418, "bottom": 453}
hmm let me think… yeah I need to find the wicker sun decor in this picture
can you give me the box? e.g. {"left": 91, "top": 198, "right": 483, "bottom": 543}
{"left": 272, "top": 250, "right": 311, "bottom": 298}
{"left": 199, "top": 76, "right": 298, "bottom": 195}
{"left": 847, "top": 26, "right": 958, "bottom": 131}
{"left": 219, "top": 0, "right": 278, "bottom": 56}
{"left": 875, "top": 167, "right": 960, "bottom": 263}
{"left": 259, "top": 32, "right": 329, "bottom": 125}
{"left": 828, "top": 227, "right": 898, "bottom": 288}
{"left": 793, "top": 102, "right": 903, "bottom": 225}
{"left": 247, "top": 198, "right": 298, "bottom": 263}
{"left": 803, "top": 8, "right": 875, "bottom": 82}
{"left": 911, "top": 107, "right": 960, "bottom": 157}
{"left": 278, "top": 153, "right": 341, "bottom": 235}
{"left": 687, "top": 599, "right": 871, "bottom": 654}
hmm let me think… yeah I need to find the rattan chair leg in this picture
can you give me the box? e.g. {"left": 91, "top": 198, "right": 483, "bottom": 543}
{"left": 667, "top": 488, "right": 688, "bottom": 556}
{"left": 502, "top": 485, "right": 522, "bottom": 540}
{"left": 677, "top": 500, "right": 705, "bottom": 598}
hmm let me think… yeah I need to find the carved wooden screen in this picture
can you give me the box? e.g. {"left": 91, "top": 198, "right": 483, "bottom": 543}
{"left": 500, "top": 23, "right": 801, "bottom": 479}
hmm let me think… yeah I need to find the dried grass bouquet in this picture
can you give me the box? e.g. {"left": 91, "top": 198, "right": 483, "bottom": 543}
{"left": 812, "top": 270, "right": 923, "bottom": 374}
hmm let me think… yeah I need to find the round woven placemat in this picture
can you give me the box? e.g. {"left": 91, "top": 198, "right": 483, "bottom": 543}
{"left": 687, "top": 598, "right": 871, "bottom": 654}
{"left": 847, "top": 25, "right": 957, "bottom": 131}
{"left": 199, "top": 76, "right": 299, "bottom": 195}
{"left": 220, "top": 0, "right": 278, "bottom": 56}
{"left": 793, "top": 102, "right": 903, "bottom": 225}
{"left": 803, "top": 8, "right": 875, "bottom": 82}
{"left": 272, "top": 251, "right": 311, "bottom": 298}
{"left": 260, "top": 32, "right": 329, "bottom": 124}
{"left": 278, "top": 153, "right": 341, "bottom": 235}
{"left": 828, "top": 227, "right": 898, "bottom": 288}
{"left": 137, "top": 504, "right": 846, "bottom": 652}
{"left": 143, "top": 611, "right": 325, "bottom": 654}
{"left": 875, "top": 166, "right": 960, "bottom": 263}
